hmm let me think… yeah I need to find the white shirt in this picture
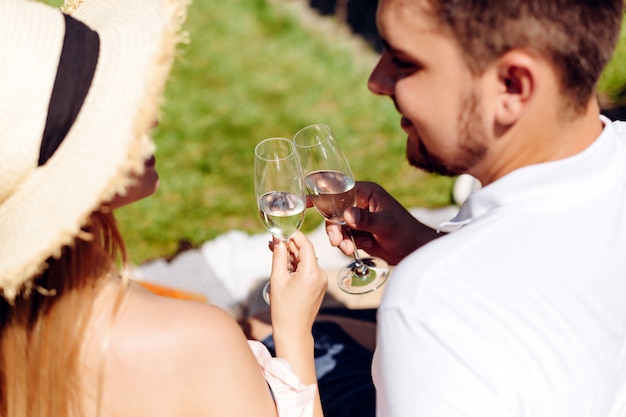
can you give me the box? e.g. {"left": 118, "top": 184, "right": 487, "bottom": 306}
{"left": 373, "top": 116, "right": 626, "bottom": 417}
{"left": 248, "top": 341, "right": 317, "bottom": 417}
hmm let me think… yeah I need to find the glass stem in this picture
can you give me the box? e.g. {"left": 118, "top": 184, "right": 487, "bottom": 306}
{"left": 343, "top": 225, "right": 369, "bottom": 276}
{"left": 283, "top": 238, "right": 295, "bottom": 273}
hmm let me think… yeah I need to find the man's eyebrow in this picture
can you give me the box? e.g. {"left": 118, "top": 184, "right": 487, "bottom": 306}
{"left": 380, "top": 38, "right": 408, "bottom": 56}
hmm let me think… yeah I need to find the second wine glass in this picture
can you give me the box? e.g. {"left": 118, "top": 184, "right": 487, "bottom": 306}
{"left": 254, "top": 137, "right": 306, "bottom": 304}
{"left": 293, "top": 124, "right": 389, "bottom": 294}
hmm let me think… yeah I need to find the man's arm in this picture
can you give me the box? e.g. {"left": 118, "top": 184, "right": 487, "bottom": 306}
{"left": 324, "top": 181, "right": 443, "bottom": 265}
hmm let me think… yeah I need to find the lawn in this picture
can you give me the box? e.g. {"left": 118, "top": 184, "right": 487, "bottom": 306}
{"left": 117, "top": 0, "right": 454, "bottom": 263}
{"left": 39, "top": 0, "right": 626, "bottom": 264}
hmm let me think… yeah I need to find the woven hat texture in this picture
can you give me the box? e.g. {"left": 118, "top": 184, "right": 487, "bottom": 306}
{"left": 0, "top": 0, "right": 188, "bottom": 300}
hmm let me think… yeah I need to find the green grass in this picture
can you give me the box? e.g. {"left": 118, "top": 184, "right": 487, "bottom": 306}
{"left": 599, "top": 19, "right": 626, "bottom": 104}
{"left": 38, "top": 0, "right": 626, "bottom": 264}
{"left": 116, "top": 0, "right": 453, "bottom": 263}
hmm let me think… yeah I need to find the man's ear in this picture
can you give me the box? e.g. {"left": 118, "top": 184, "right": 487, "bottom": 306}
{"left": 495, "top": 50, "right": 536, "bottom": 126}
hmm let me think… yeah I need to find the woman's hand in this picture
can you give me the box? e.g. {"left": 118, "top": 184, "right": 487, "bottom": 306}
{"left": 268, "top": 232, "right": 327, "bottom": 416}
{"left": 269, "top": 232, "right": 327, "bottom": 338}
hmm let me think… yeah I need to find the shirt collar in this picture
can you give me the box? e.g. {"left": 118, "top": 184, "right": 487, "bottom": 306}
{"left": 438, "top": 115, "right": 619, "bottom": 233}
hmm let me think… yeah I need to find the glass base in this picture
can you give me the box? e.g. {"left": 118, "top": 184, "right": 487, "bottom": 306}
{"left": 337, "top": 257, "right": 389, "bottom": 294}
{"left": 262, "top": 281, "right": 271, "bottom": 305}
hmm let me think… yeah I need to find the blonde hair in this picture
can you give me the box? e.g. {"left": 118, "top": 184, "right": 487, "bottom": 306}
{"left": 0, "top": 210, "right": 127, "bottom": 417}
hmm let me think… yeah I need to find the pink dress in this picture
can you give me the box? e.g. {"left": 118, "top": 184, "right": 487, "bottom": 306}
{"left": 248, "top": 341, "right": 317, "bottom": 417}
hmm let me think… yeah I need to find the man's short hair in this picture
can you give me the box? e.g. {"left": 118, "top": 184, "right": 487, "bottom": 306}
{"left": 426, "top": 0, "right": 624, "bottom": 114}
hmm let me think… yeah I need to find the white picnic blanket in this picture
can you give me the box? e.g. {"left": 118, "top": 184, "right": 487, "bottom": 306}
{"left": 132, "top": 206, "right": 459, "bottom": 312}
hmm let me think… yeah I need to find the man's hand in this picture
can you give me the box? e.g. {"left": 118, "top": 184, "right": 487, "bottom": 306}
{"left": 324, "top": 182, "right": 442, "bottom": 265}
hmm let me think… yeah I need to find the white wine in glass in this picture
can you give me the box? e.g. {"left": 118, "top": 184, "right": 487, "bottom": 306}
{"left": 254, "top": 137, "right": 306, "bottom": 303}
{"left": 257, "top": 191, "right": 305, "bottom": 241}
{"left": 294, "top": 124, "right": 389, "bottom": 294}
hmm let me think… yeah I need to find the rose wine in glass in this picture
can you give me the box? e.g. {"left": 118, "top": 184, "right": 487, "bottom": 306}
{"left": 255, "top": 137, "right": 306, "bottom": 303}
{"left": 294, "top": 124, "right": 389, "bottom": 294}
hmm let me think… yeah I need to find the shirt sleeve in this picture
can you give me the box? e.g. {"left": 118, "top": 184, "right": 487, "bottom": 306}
{"left": 247, "top": 340, "right": 318, "bottom": 417}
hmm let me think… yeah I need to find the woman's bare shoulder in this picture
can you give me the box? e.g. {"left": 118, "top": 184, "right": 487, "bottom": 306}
{"left": 120, "top": 284, "right": 240, "bottom": 342}
{"left": 94, "top": 284, "right": 277, "bottom": 417}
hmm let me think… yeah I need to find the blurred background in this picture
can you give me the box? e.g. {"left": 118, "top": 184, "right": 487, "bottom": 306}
{"left": 43, "top": 0, "right": 626, "bottom": 264}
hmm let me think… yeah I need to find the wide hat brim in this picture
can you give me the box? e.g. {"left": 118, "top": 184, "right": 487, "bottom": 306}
{"left": 0, "top": 0, "right": 188, "bottom": 300}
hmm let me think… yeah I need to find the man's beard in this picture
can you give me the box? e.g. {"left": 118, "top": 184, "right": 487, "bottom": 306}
{"left": 407, "top": 89, "right": 488, "bottom": 177}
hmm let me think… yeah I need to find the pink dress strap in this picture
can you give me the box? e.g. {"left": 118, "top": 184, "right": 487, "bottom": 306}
{"left": 247, "top": 340, "right": 317, "bottom": 417}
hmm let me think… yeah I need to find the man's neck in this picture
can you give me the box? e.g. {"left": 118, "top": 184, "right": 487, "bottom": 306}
{"left": 474, "top": 98, "right": 603, "bottom": 186}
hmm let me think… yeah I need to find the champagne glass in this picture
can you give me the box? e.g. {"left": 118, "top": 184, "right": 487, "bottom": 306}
{"left": 254, "top": 137, "right": 306, "bottom": 304}
{"left": 293, "top": 124, "right": 389, "bottom": 294}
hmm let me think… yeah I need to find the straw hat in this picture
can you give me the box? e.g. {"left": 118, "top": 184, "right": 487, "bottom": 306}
{"left": 0, "top": 0, "right": 188, "bottom": 300}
